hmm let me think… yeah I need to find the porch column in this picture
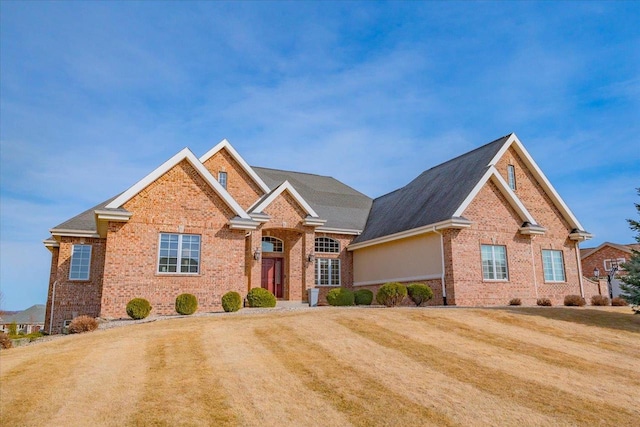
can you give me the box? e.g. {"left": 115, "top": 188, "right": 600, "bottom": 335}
{"left": 302, "top": 229, "right": 315, "bottom": 302}
{"left": 248, "top": 230, "right": 262, "bottom": 292}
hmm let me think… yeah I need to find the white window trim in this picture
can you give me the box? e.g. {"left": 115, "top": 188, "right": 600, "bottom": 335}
{"left": 481, "top": 244, "right": 509, "bottom": 281}
{"left": 542, "top": 249, "right": 566, "bottom": 283}
{"left": 507, "top": 164, "right": 516, "bottom": 190}
{"left": 218, "top": 171, "right": 227, "bottom": 189}
{"left": 314, "top": 237, "right": 340, "bottom": 253}
{"left": 69, "top": 244, "right": 92, "bottom": 281}
{"left": 603, "top": 258, "right": 625, "bottom": 271}
{"left": 315, "top": 258, "right": 341, "bottom": 286}
{"left": 157, "top": 233, "right": 201, "bottom": 275}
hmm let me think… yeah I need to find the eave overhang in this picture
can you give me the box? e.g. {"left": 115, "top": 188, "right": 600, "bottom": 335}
{"left": 249, "top": 212, "right": 271, "bottom": 223}
{"left": 95, "top": 209, "right": 133, "bottom": 238}
{"left": 348, "top": 217, "right": 472, "bottom": 251}
{"left": 303, "top": 216, "right": 328, "bottom": 227}
{"left": 49, "top": 228, "right": 100, "bottom": 238}
{"left": 229, "top": 216, "right": 260, "bottom": 231}
{"left": 43, "top": 237, "right": 60, "bottom": 252}
{"left": 569, "top": 229, "right": 593, "bottom": 241}
{"left": 316, "top": 227, "right": 362, "bottom": 236}
{"left": 519, "top": 222, "right": 547, "bottom": 235}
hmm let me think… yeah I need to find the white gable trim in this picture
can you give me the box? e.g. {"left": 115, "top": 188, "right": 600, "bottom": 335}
{"left": 105, "top": 148, "right": 251, "bottom": 219}
{"left": 488, "top": 133, "right": 586, "bottom": 231}
{"left": 250, "top": 180, "right": 320, "bottom": 217}
{"left": 199, "top": 139, "right": 270, "bottom": 194}
{"left": 453, "top": 166, "right": 540, "bottom": 226}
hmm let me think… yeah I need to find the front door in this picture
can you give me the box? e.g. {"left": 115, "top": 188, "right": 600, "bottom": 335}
{"left": 261, "top": 258, "right": 283, "bottom": 298}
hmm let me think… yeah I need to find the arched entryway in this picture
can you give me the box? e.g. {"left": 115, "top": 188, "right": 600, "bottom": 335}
{"left": 261, "top": 236, "right": 284, "bottom": 298}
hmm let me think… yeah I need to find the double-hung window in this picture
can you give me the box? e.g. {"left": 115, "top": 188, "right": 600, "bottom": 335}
{"left": 481, "top": 245, "right": 508, "bottom": 280}
{"left": 316, "top": 258, "right": 340, "bottom": 286}
{"left": 158, "top": 234, "right": 201, "bottom": 274}
{"left": 69, "top": 244, "right": 92, "bottom": 280}
{"left": 542, "top": 250, "right": 565, "bottom": 282}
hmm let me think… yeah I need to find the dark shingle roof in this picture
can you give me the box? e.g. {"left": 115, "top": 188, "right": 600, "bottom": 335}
{"left": 51, "top": 195, "right": 121, "bottom": 232}
{"left": 352, "top": 134, "right": 511, "bottom": 244}
{"left": 252, "top": 167, "right": 373, "bottom": 231}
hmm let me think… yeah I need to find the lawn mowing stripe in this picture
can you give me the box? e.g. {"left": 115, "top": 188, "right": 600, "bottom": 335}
{"left": 406, "top": 311, "right": 640, "bottom": 387}
{"left": 257, "top": 325, "right": 458, "bottom": 427}
{"left": 337, "top": 317, "right": 637, "bottom": 426}
{"left": 131, "top": 330, "right": 237, "bottom": 426}
{"left": 0, "top": 344, "right": 86, "bottom": 426}
{"left": 473, "top": 309, "right": 640, "bottom": 357}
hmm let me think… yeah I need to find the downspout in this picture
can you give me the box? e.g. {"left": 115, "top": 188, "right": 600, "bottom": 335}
{"left": 575, "top": 241, "right": 585, "bottom": 298}
{"left": 48, "top": 280, "right": 57, "bottom": 335}
{"left": 434, "top": 229, "right": 447, "bottom": 306}
{"left": 530, "top": 236, "right": 539, "bottom": 299}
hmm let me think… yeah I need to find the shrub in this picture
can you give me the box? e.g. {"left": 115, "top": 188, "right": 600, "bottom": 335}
{"left": 175, "top": 293, "right": 198, "bottom": 315}
{"left": 406, "top": 283, "right": 433, "bottom": 306}
{"left": 537, "top": 298, "right": 552, "bottom": 306}
{"left": 354, "top": 289, "right": 374, "bottom": 306}
{"left": 246, "top": 288, "right": 276, "bottom": 308}
{"left": 8, "top": 322, "right": 17, "bottom": 336}
{"left": 68, "top": 315, "right": 99, "bottom": 334}
{"left": 564, "top": 295, "right": 586, "bottom": 307}
{"left": 509, "top": 298, "right": 522, "bottom": 306}
{"left": 376, "top": 282, "right": 408, "bottom": 307}
{"left": 326, "top": 288, "right": 355, "bottom": 306}
{"left": 222, "top": 291, "right": 242, "bottom": 312}
{"left": 126, "top": 298, "right": 152, "bottom": 320}
{"left": 611, "top": 297, "right": 628, "bottom": 306}
{"left": 591, "top": 295, "right": 610, "bottom": 306}
{"left": 0, "top": 332, "right": 12, "bottom": 349}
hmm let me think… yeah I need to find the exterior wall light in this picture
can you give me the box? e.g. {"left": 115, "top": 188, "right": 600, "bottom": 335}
{"left": 307, "top": 253, "right": 315, "bottom": 263}
{"left": 593, "top": 267, "right": 600, "bottom": 279}
{"left": 253, "top": 248, "right": 261, "bottom": 261}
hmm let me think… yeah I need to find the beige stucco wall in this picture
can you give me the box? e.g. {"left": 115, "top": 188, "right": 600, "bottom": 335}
{"left": 352, "top": 233, "right": 442, "bottom": 286}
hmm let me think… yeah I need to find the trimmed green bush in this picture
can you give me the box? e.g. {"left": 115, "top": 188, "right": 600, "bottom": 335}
{"left": 175, "top": 293, "right": 198, "bottom": 315}
{"left": 326, "top": 288, "right": 355, "bottom": 306}
{"left": 68, "top": 316, "right": 99, "bottom": 334}
{"left": 126, "top": 298, "right": 152, "bottom": 320}
{"left": 376, "top": 282, "right": 407, "bottom": 307}
{"left": 564, "top": 294, "right": 586, "bottom": 307}
{"left": 222, "top": 291, "right": 242, "bottom": 312}
{"left": 354, "top": 289, "right": 374, "bottom": 306}
{"left": 246, "top": 287, "right": 276, "bottom": 308}
{"left": 406, "top": 283, "right": 433, "bottom": 306}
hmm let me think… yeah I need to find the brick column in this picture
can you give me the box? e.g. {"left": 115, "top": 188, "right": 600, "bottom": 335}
{"left": 302, "top": 229, "right": 315, "bottom": 302}
{"left": 248, "top": 230, "right": 262, "bottom": 292}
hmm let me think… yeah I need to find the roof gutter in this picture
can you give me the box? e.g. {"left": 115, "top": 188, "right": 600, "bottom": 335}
{"left": 347, "top": 217, "right": 472, "bottom": 251}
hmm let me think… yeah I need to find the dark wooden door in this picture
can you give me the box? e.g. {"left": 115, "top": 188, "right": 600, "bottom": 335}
{"left": 261, "top": 258, "right": 283, "bottom": 298}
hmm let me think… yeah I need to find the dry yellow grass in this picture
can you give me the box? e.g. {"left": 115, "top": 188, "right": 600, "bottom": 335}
{"left": 1, "top": 307, "right": 638, "bottom": 426}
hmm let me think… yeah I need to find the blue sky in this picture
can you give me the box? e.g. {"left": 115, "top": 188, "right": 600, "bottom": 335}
{"left": 1, "top": 2, "right": 638, "bottom": 310}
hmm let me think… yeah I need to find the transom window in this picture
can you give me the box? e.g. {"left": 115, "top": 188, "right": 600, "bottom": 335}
{"left": 262, "top": 236, "right": 283, "bottom": 253}
{"left": 158, "top": 233, "right": 201, "bottom": 274}
{"left": 507, "top": 164, "right": 516, "bottom": 190}
{"left": 481, "top": 245, "right": 508, "bottom": 280}
{"left": 69, "top": 244, "right": 92, "bottom": 280}
{"left": 316, "top": 258, "right": 340, "bottom": 286}
{"left": 218, "top": 171, "right": 227, "bottom": 189}
{"left": 542, "top": 249, "right": 565, "bottom": 282}
{"left": 315, "top": 237, "right": 340, "bottom": 253}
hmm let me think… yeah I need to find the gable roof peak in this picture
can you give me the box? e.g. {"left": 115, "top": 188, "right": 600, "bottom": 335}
{"left": 199, "top": 139, "right": 270, "bottom": 194}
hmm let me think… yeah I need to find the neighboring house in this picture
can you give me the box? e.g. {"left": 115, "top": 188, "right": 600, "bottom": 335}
{"left": 0, "top": 304, "right": 45, "bottom": 334}
{"left": 44, "top": 133, "right": 594, "bottom": 334}
{"left": 580, "top": 242, "right": 640, "bottom": 298}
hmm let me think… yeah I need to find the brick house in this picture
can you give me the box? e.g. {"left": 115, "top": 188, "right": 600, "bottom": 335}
{"left": 44, "top": 133, "right": 594, "bottom": 333}
{"left": 580, "top": 242, "right": 639, "bottom": 297}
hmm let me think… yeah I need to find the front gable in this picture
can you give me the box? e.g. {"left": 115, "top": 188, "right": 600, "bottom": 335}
{"left": 250, "top": 181, "right": 327, "bottom": 229}
{"left": 200, "top": 139, "right": 270, "bottom": 210}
